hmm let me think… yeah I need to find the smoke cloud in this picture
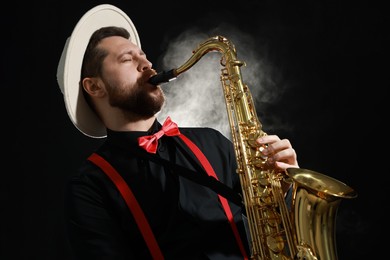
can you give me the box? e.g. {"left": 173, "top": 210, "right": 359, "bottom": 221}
{"left": 156, "top": 24, "right": 291, "bottom": 139}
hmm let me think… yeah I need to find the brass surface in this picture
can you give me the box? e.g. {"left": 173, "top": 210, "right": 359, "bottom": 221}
{"left": 165, "top": 35, "right": 357, "bottom": 260}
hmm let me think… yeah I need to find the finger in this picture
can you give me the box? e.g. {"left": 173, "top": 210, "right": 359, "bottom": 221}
{"left": 272, "top": 145, "right": 295, "bottom": 160}
{"left": 277, "top": 149, "right": 299, "bottom": 166}
{"left": 257, "top": 135, "right": 280, "bottom": 145}
{"left": 270, "top": 139, "right": 292, "bottom": 153}
{"left": 261, "top": 138, "right": 292, "bottom": 156}
{"left": 275, "top": 161, "right": 299, "bottom": 170}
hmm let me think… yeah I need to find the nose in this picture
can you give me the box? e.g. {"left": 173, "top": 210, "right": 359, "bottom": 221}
{"left": 138, "top": 56, "right": 152, "bottom": 72}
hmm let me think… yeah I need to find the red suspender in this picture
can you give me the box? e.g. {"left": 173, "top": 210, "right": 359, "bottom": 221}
{"left": 179, "top": 135, "right": 249, "bottom": 260}
{"left": 88, "top": 134, "right": 248, "bottom": 260}
{"left": 87, "top": 153, "right": 164, "bottom": 260}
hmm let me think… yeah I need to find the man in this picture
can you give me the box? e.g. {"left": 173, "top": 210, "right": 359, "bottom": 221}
{"left": 57, "top": 4, "right": 299, "bottom": 259}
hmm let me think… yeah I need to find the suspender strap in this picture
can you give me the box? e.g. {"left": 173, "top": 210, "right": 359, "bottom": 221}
{"left": 88, "top": 134, "right": 248, "bottom": 259}
{"left": 87, "top": 153, "right": 164, "bottom": 260}
{"left": 179, "top": 135, "right": 249, "bottom": 260}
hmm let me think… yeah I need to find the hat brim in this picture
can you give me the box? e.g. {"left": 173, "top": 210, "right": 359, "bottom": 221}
{"left": 57, "top": 4, "right": 141, "bottom": 138}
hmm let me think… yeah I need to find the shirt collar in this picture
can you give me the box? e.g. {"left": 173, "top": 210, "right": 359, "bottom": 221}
{"left": 106, "top": 118, "right": 162, "bottom": 148}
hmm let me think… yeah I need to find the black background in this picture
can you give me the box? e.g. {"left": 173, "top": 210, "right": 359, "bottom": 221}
{"left": 2, "top": 0, "right": 386, "bottom": 259}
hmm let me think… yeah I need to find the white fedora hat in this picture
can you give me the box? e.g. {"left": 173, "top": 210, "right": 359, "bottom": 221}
{"left": 57, "top": 4, "right": 141, "bottom": 138}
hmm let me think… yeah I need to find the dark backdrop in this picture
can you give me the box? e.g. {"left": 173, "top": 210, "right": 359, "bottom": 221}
{"left": 2, "top": 1, "right": 386, "bottom": 259}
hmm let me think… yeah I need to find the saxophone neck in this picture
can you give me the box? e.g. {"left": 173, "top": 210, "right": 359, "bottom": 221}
{"left": 148, "top": 35, "right": 235, "bottom": 86}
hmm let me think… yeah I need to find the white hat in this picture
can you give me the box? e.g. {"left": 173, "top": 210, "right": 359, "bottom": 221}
{"left": 57, "top": 4, "right": 141, "bottom": 138}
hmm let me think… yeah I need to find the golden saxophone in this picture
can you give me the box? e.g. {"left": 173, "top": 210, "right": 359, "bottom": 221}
{"left": 149, "top": 35, "right": 357, "bottom": 260}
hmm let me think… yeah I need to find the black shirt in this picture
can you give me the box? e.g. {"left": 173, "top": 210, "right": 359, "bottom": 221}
{"left": 65, "top": 119, "right": 250, "bottom": 259}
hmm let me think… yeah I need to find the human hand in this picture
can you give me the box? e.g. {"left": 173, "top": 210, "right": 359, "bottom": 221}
{"left": 257, "top": 135, "right": 299, "bottom": 170}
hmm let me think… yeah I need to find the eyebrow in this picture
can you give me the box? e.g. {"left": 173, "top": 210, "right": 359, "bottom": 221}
{"left": 118, "top": 49, "right": 134, "bottom": 58}
{"left": 118, "top": 49, "right": 146, "bottom": 59}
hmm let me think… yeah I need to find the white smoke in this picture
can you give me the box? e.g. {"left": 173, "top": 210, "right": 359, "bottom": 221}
{"left": 156, "top": 25, "right": 290, "bottom": 139}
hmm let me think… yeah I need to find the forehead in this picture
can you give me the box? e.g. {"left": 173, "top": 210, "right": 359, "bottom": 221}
{"left": 99, "top": 36, "right": 139, "bottom": 54}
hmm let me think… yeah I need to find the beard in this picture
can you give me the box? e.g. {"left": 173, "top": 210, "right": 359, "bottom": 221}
{"left": 104, "top": 78, "right": 165, "bottom": 118}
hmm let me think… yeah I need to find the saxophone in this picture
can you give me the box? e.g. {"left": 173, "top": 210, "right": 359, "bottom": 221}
{"left": 149, "top": 35, "right": 357, "bottom": 260}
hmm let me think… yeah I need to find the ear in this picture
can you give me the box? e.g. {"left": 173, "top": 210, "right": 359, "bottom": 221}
{"left": 82, "top": 77, "right": 106, "bottom": 98}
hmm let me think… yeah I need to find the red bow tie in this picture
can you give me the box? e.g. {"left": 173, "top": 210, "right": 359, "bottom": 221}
{"left": 138, "top": 116, "right": 181, "bottom": 153}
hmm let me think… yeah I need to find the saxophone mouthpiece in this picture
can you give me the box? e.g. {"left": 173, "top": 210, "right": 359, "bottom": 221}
{"left": 149, "top": 69, "right": 178, "bottom": 85}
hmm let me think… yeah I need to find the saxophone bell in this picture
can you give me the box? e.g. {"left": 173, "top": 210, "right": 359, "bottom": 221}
{"left": 148, "top": 69, "right": 178, "bottom": 85}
